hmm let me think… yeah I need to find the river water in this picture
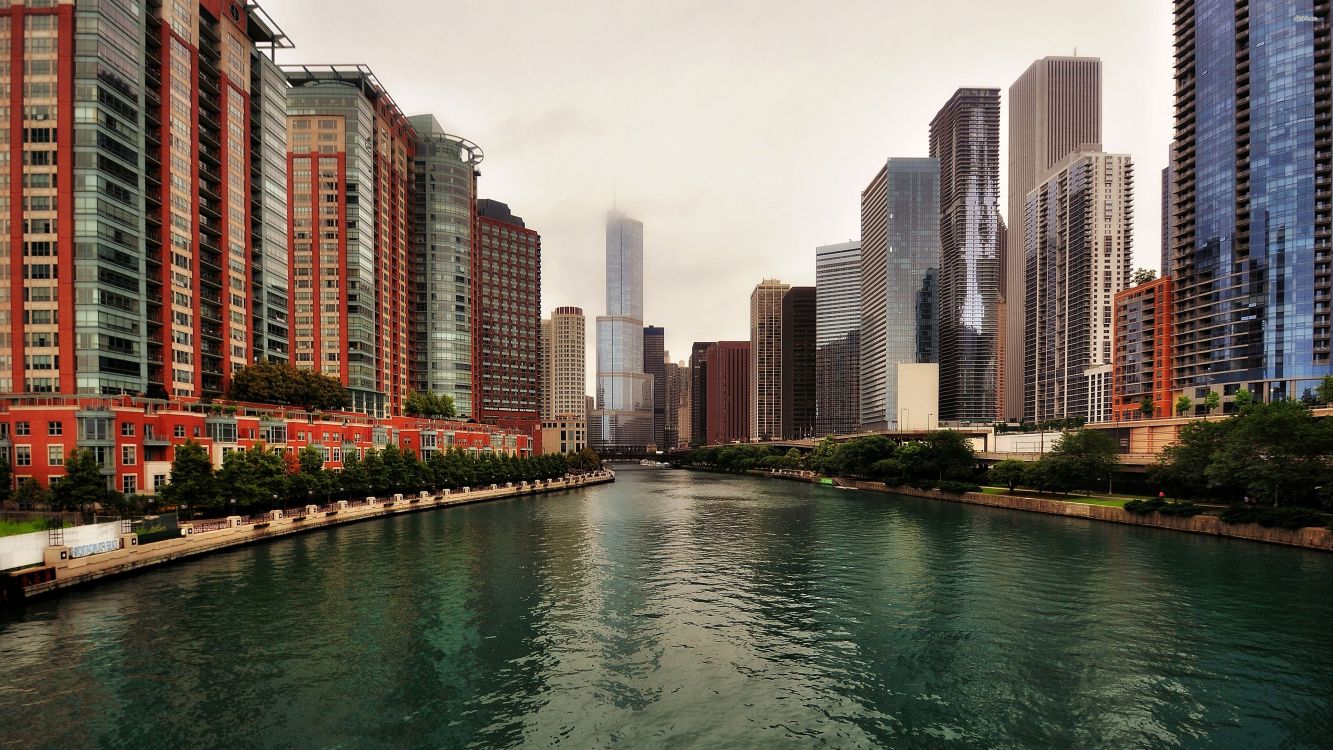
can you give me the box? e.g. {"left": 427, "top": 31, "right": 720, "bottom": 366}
{"left": 1, "top": 467, "right": 1331, "bottom": 749}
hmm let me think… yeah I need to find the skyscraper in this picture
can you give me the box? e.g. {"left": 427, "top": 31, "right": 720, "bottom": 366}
{"left": 860, "top": 159, "right": 940, "bottom": 431}
{"left": 750, "top": 279, "right": 789, "bottom": 441}
{"left": 780, "top": 287, "right": 816, "bottom": 440}
{"left": 0, "top": 1, "right": 291, "bottom": 398}
{"left": 286, "top": 65, "right": 414, "bottom": 417}
{"left": 689, "top": 341, "right": 714, "bottom": 446}
{"left": 1006, "top": 58, "right": 1103, "bottom": 420}
{"left": 669, "top": 359, "right": 690, "bottom": 449}
{"left": 408, "top": 115, "right": 482, "bottom": 417}
{"left": 1024, "top": 152, "right": 1134, "bottom": 424}
{"left": 543, "top": 307, "right": 586, "bottom": 421}
{"left": 473, "top": 199, "right": 541, "bottom": 442}
{"left": 591, "top": 211, "right": 654, "bottom": 452}
{"left": 706, "top": 341, "right": 751, "bottom": 446}
{"left": 643, "top": 325, "right": 667, "bottom": 449}
{"left": 815, "top": 241, "right": 862, "bottom": 436}
{"left": 931, "top": 88, "right": 1002, "bottom": 423}
{"left": 1113, "top": 277, "right": 1174, "bottom": 422}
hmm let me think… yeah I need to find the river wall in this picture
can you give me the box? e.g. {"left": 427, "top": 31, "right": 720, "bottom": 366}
{"left": 2, "top": 472, "right": 615, "bottom": 605}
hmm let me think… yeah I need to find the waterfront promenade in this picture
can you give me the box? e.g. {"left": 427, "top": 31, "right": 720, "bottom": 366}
{"left": 2, "top": 471, "right": 614, "bottom": 604}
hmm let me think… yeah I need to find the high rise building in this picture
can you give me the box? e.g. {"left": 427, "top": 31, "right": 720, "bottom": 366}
{"left": 643, "top": 325, "right": 667, "bottom": 449}
{"left": 931, "top": 88, "right": 1002, "bottom": 423}
{"left": 543, "top": 307, "right": 586, "bottom": 421}
{"left": 591, "top": 211, "right": 654, "bottom": 452}
{"left": 815, "top": 241, "right": 862, "bottom": 436}
{"left": 689, "top": 342, "right": 714, "bottom": 446}
{"left": 286, "top": 65, "right": 414, "bottom": 417}
{"left": 408, "top": 115, "right": 482, "bottom": 417}
{"left": 1025, "top": 152, "right": 1134, "bottom": 424}
{"left": 0, "top": 1, "right": 291, "bottom": 398}
{"left": 1171, "top": 0, "right": 1333, "bottom": 401}
{"left": 1006, "top": 58, "right": 1103, "bottom": 420}
{"left": 670, "top": 359, "right": 690, "bottom": 449}
{"left": 1161, "top": 144, "right": 1177, "bottom": 276}
{"left": 859, "top": 159, "right": 940, "bottom": 431}
{"left": 750, "top": 280, "right": 789, "bottom": 440}
{"left": 473, "top": 199, "right": 541, "bottom": 442}
{"left": 781, "top": 287, "right": 816, "bottom": 439}
{"left": 1113, "top": 277, "right": 1174, "bottom": 422}
{"left": 706, "top": 341, "right": 751, "bottom": 446}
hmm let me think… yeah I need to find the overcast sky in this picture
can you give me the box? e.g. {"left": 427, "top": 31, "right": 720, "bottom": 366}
{"left": 269, "top": 0, "right": 1173, "bottom": 375}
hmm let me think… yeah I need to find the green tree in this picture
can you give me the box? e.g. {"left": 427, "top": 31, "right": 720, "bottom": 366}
{"left": 162, "top": 440, "right": 220, "bottom": 511}
{"left": 287, "top": 445, "right": 330, "bottom": 502}
{"left": 1204, "top": 390, "right": 1222, "bottom": 418}
{"left": 1132, "top": 268, "right": 1158, "bottom": 286}
{"left": 568, "top": 447, "right": 602, "bottom": 473}
{"left": 217, "top": 445, "right": 288, "bottom": 511}
{"left": 0, "top": 452, "right": 12, "bottom": 504}
{"left": 836, "top": 436, "right": 896, "bottom": 477}
{"left": 1175, "top": 395, "right": 1193, "bottom": 416}
{"left": 228, "top": 360, "right": 351, "bottom": 411}
{"left": 807, "top": 437, "right": 843, "bottom": 475}
{"left": 987, "top": 459, "right": 1029, "bottom": 493}
{"left": 1233, "top": 388, "right": 1254, "bottom": 410}
{"left": 51, "top": 449, "right": 111, "bottom": 513}
{"left": 921, "top": 430, "right": 977, "bottom": 481}
{"left": 404, "top": 390, "right": 457, "bottom": 419}
{"left": 14, "top": 477, "right": 49, "bottom": 509}
{"left": 340, "top": 449, "right": 371, "bottom": 497}
{"left": 1204, "top": 399, "right": 1333, "bottom": 506}
{"left": 1139, "top": 397, "right": 1156, "bottom": 419}
{"left": 1316, "top": 375, "right": 1333, "bottom": 406}
{"left": 1043, "top": 430, "right": 1120, "bottom": 495}
{"left": 1151, "top": 418, "right": 1234, "bottom": 500}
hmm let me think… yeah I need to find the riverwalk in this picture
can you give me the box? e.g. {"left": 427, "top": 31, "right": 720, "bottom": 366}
{"left": 2, "top": 471, "right": 614, "bottom": 605}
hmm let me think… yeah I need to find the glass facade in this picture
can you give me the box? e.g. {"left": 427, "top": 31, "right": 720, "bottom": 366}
{"left": 592, "top": 211, "right": 653, "bottom": 451}
{"left": 815, "top": 241, "right": 861, "bottom": 436}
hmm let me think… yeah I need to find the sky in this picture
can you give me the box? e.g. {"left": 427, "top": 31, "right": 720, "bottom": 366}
{"left": 267, "top": 0, "right": 1174, "bottom": 377}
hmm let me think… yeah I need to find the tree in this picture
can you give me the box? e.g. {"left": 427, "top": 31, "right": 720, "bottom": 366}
{"left": 287, "top": 445, "right": 330, "bottom": 502}
{"left": 0, "top": 452, "right": 12, "bottom": 504}
{"left": 404, "top": 390, "right": 457, "bottom": 419}
{"left": 51, "top": 449, "right": 112, "bottom": 513}
{"left": 1132, "top": 268, "right": 1158, "bottom": 286}
{"left": 1042, "top": 430, "right": 1120, "bottom": 495}
{"left": 807, "top": 437, "right": 843, "bottom": 475}
{"left": 1233, "top": 389, "right": 1254, "bottom": 410}
{"left": 162, "top": 440, "right": 220, "bottom": 511}
{"left": 836, "top": 436, "right": 896, "bottom": 477}
{"left": 921, "top": 430, "right": 977, "bottom": 481}
{"left": 217, "top": 445, "right": 288, "bottom": 511}
{"left": 1203, "top": 390, "right": 1222, "bottom": 419}
{"left": 987, "top": 460, "right": 1029, "bottom": 493}
{"left": 1151, "top": 418, "right": 1234, "bottom": 500}
{"left": 1175, "top": 395, "right": 1193, "bottom": 416}
{"left": 339, "top": 449, "right": 370, "bottom": 497}
{"left": 1203, "top": 399, "right": 1333, "bottom": 507}
{"left": 1317, "top": 375, "right": 1333, "bottom": 406}
{"left": 568, "top": 448, "right": 602, "bottom": 473}
{"left": 228, "top": 360, "right": 351, "bottom": 411}
{"left": 14, "top": 478, "right": 49, "bottom": 510}
{"left": 1139, "top": 397, "right": 1156, "bottom": 419}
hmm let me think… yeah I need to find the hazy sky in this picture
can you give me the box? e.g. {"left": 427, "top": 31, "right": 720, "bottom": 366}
{"left": 269, "top": 0, "right": 1174, "bottom": 372}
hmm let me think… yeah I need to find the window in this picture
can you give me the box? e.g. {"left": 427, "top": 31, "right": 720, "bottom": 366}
{"left": 15, "top": 421, "right": 29, "bottom": 436}
{"left": 47, "top": 421, "right": 62, "bottom": 436}
{"left": 174, "top": 425, "right": 186, "bottom": 438}
{"left": 15, "top": 446, "right": 31, "bottom": 467}
{"left": 47, "top": 445, "right": 62, "bottom": 466}
{"left": 121, "top": 422, "right": 135, "bottom": 437}
{"left": 121, "top": 445, "right": 136, "bottom": 466}
{"left": 123, "top": 475, "right": 137, "bottom": 495}
{"left": 153, "top": 474, "right": 168, "bottom": 491}
{"left": 78, "top": 417, "right": 112, "bottom": 441}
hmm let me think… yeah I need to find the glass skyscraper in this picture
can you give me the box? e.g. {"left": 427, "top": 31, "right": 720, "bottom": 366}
{"left": 815, "top": 241, "right": 862, "bottom": 436}
{"left": 1171, "top": 0, "right": 1331, "bottom": 402}
{"left": 590, "top": 211, "right": 654, "bottom": 452}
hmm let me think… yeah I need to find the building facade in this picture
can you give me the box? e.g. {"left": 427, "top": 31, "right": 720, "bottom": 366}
{"left": 543, "top": 306, "right": 586, "bottom": 421}
{"left": 749, "top": 280, "right": 788, "bottom": 441}
{"left": 408, "top": 115, "right": 482, "bottom": 417}
{"left": 540, "top": 416, "right": 586, "bottom": 455}
{"left": 689, "top": 342, "right": 714, "bottom": 446}
{"left": 643, "top": 326, "right": 667, "bottom": 449}
{"left": 1006, "top": 57, "right": 1103, "bottom": 421}
{"left": 815, "top": 241, "right": 862, "bottom": 436}
{"left": 1113, "top": 277, "right": 1174, "bottom": 422}
{"left": 706, "top": 341, "right": 750, "bottom": 446}
{"left": 1025, "top": 152, "right": 1134, "bottom": 424}
{"left": 285, "top": 65, "right": 414, "bottom": 418}
{"left": 473, "top": 199, "right": 541, "bottom": 445}
{"left": 591, "top": 211, "right": 654, "bottom": 452}
{"left": 860, "top": 159, "right": 940, "bottom": 431}
{"left": 668, "top": 359, "right": 690, "bottom": 449}
{"left": 931, "top": 88, "right": 1002, "bottom": 423}
{"left": 780, "top": 287, "right": 816, "bottom": 440}
{"left": 1170, "top": 0, "right": 1333, "bottom": 402}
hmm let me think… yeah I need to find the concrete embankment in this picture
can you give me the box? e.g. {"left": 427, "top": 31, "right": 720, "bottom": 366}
{"left": 2, "top": 472, "right": 614, "bottom": 605}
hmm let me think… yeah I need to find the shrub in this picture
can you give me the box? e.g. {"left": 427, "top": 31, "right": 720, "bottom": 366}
{"left": 936, "top": 480, "right": 982, "bottom": 495}
{"left": 1124, "top": 497, "right": 1204, "bottom": 517}
{"left": 1219, "top": 505, "right": 1328, "bottom": 530}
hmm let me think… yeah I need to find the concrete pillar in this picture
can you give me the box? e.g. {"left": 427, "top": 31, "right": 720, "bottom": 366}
{"left": 226, "top": 515, "right": 244, "bottom": 528}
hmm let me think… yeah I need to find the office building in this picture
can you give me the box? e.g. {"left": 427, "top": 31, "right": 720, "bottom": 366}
{"left": 931, "top": 88, "right": 1002, "bottom": 423}
{"left": 1113, "top": 277, "right": 1174, "bottom": 422}
{"left": 1025, "top": 152, "right": 1133, "bottom": 424}
{"left": 286, "top": 65, "right": 414, "bottom": 417}
{"left": 781, "top": 286, "right": 816, "bottom": 439}
{"left": 643, "top": 326, "right": 667, "bottom": 449}
{"left": 1170, "top": 0, "right": 1333, "bottom": 401}
{"left": 541, "top": 416, "right": 587, "bottom": 455}
{"left": 860, "top": 159, "right": 940, "bottom": 431}
{"left": 750, "top": 280, "right": 789, "bottom": 440}
{"left": 408, "top": 115, "right": 482, "bottom": 417}
{"left": 543, "top": 306, "right": 586, "bottom": 421}
{"left": 706, "top": 341, "right": 750, "bottom": 446}
{"left": 670, "top": 359, "right": 691, "bottom": 449}
{"left": 815, "top": 242, "right": 862, "bottom": 436}
{"left": 1006, "top": 57, "right": 1103, "bottom": 420}
{"left": 591, "top": 211, "right": 654, "bottom": 452}
{"left": 473, "top": 199, "right": 541, "bottom": 444}
{"left": 689, "top": 342, "right": 714, "bottom": 445}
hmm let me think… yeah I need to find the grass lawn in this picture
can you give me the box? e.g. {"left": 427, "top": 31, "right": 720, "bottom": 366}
{"left": 980, "top": 486, "right": 1131, "bottom": 508}
{"left": 0, "top": 518, "right": 59, "bottom": 537}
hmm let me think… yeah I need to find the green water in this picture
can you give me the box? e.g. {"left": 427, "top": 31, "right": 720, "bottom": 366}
{"left": 2, "top": 468, "right": 1331, "bottom": 749}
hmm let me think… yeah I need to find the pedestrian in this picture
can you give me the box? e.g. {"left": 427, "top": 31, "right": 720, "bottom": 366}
{"left": 1158, "top": 491, "right": 1165, "bottom": 499}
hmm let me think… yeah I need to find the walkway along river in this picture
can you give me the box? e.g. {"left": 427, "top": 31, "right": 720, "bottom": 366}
{"left": 1, "top": 466, "right": 1330, "bottom": 748}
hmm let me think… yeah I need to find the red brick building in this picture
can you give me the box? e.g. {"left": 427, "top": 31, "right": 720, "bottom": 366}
{"left": 705, "top": 341, "right": 750, "bottom": 445}
{"left": 473, "top": 200, "right": 542, "bottom": 450}
{"left": 1113, "top": 277, "right": 1174, "bottom": 421}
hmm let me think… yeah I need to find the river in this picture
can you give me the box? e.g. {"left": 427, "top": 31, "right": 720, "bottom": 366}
{"left": 1, "top": 467, "right": 1331, "bottom": 748}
